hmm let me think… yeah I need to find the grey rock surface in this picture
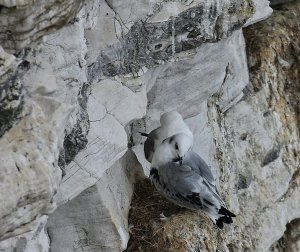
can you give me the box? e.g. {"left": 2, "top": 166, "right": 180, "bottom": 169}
{"left": 270, "top": 0, "right": 295, "bottom": 5}
{"left": 270, "top": 218, "right": 300, "bottom": 252}
{"left": 132, "top": 30, "right": 249, "bottom": 174}
{"left": 0, "top": 56, "right": 25, "bottom": 137}
{"left": 0, "top": 216, "right": 49, "bottom": 252}
{"left": 88, "top": 0, "right": 255, "bottom": 79}
{"left": 128, "top": 1, "right": 300, "bottom": 251}
{"left": 244, "top": 0, "right": 273, "bottom": 26}
{"left": 0, "top": 0, "right": 299, "bottom": 251}
{"left": 0, "top": 0, "right": 84, "bottom": 53}
{"left": 47, "top": 151, "right": 142, "bottom": 252}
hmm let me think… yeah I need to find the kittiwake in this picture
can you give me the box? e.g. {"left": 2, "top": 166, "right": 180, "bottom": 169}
{"left": 150, "top": 133, "right": 236, "bottom": 229}
{"left": 140, "top": 111, "right": 193, "bottom": 163}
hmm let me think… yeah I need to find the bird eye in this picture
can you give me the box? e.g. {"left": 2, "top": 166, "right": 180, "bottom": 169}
{"left": 175, "top": 143, "right": 179, "bottom": 150}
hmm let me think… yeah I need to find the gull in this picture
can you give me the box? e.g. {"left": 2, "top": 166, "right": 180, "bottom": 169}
{"left": 140, "top": 111, "right": 193, "bottom": 163}
{"left": 150, "top": 133, "right": 236, "bottom": 229}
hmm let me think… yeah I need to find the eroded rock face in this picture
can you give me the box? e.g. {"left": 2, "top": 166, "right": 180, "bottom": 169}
{"left": 1, "top": 0, "right": 299, "bottom": 251}
{"left": 128, "top": 1, "right": 300, "bottom": 251}
{"left": 0, "top": 51, "right": 25, "bottom": 137}
{"left": 0, "top": 3, "right": 86, "bottom": 242}
{"left": 132, "top": 30, "right": 249, "bottom": 175}
{"left": 269, "top": 0, "right": 294, "bottom": 6}
{"left": 270, "top": 218, "right": 300, "bottom": 252}
{"left": 0, "top": 216, "right": 49, "bottom": 252}
{"left": 89, "top": 0, "right": 255, "bottom": 79}
{"left": 47, "top": 151, "right": 143, "bottom": 252}
{"left": 0, "top": 0, "right": 84, "bottom": 53}
{"left": 0, "top": 104, "right": 62, "bottom": 240}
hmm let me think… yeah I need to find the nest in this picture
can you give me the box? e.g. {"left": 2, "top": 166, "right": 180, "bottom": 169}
{"left": 126, "top": 178, "right": 185, "bottom": 252}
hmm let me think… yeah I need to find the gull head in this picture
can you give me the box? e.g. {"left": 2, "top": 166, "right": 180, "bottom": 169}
{"left": 168, "top": 133, "right": 192, "bottom": 164}
{"left": 152, "top": 133, "right": 192, "bottom": 166}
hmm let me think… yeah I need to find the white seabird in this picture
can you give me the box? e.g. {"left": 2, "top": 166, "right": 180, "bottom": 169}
{"left": 150, "top": 133, "right": 236, "bottom": 229}
{"left": 140, "top": 111, "right": 193, "bottom": 163}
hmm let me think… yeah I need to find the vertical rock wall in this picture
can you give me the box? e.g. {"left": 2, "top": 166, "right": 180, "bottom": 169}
{"left": 270, "top": 219, "right": 300, "bottom": 252}
{"left": 0, "top": 0, "right": 299, "bottom": 251}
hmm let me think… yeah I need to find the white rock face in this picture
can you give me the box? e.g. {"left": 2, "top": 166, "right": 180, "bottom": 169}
{"left": 0, "top": 0, "right": 299, "bottom": 251}
{"left": 47, "top": 151, "right": 142, "bottom": 252}
{"left": 0, "top": 102, "right": 66, "bottom": 240}
{"left": 0, "top": 0, "right": 84, "bottom": 53}
{"left": 57, "top": 78, "right": 146, "bottom": 205}
{"left": 244, "top": 0, "right": 273, "bottom": 26}
{"left": 133, "top": 30, "right": 248, "bottom": 174}
{"left": 208, "top": 87, "right": 300, "bottom": 251}
{"left": 0, "top": 46, "right": 16, "bottom": 76}
{"left": 0, "top": 216, "right": 49, "bottom": 252}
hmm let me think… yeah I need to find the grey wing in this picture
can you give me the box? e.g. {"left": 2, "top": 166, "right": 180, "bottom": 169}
{"left": 158, "top": 162, "right": 223, "bottom": 208}
{"left": 183, "top": 151, "right": 215, "bottom": 186}
{"left": 144, "top": 127, "right": 161, "bottom": 162}
{"left": 159, "top": 163, "right": 200, "bottom": 193}
{"left": 182, "top": 151, "right": 225, "bottom": 205}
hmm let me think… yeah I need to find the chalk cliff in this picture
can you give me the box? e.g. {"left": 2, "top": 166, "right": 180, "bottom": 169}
{"left": 0, "top": 0, "right": 299, "bottom": 251}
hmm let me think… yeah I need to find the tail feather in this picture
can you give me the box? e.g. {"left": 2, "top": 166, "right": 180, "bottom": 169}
{"left": 218, "top": 206, "right": 236, "bottom": 217}
{"left": 138, "top": 131, "right": 149, "bottom": 137}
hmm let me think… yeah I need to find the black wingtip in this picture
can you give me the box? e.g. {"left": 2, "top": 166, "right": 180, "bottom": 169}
{"left": 138, "top": 131, "right": 149, "bottom": 137}
{"left": 216, "top": 216, "right": 233, "bottom": 229}
{"left": 218, "top": 206, "right": 236, "bottom": 217}
{"left": 220, "top": 216, "right": 233, "bottom": 224}
{"left": 216, "top": 218, "right": 224, "bottom": 229}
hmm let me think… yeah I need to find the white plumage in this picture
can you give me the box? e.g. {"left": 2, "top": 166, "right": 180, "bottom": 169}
{"left": 140, "top": 111, "right": 193, "bottom": 163}
{"left": 145, "top": 123, "right": 235, "bottom": 229}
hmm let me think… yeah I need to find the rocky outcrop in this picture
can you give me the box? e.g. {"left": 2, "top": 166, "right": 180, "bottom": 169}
{"left": 0, "top": 47, "right": 25, "bottom": 137}
{"left": 47, "top": 151, "right": 143, "bottom": 252}
{"left": 0, "top": 0, "right": 299, "bottom": 251}
{"left": 270, "top": 218, "right": 300, "bottom": 252}
{"left": 0, "top": 0, "right": 84, "bottom": 53}
{"left": 129, "top": 1, "right": 300, "bottom": 251}
{"left": 89, "top": 0, "right": 256, "bottom": 79}
{"left": 0, "top": 6, "right": 86, "bottom": 241}
{"left": 269, "top": 0, "right": 295, "bottom": 5}
{"left": 242, "top": 3, "right": 300, "bottom": 249}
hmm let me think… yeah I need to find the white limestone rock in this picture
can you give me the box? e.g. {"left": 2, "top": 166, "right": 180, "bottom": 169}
{"left": 0, "top": 4, "right": 85, "bottom": 242}
{"left": 244, "top": 0, "right": 273, "bottom": 27}
{"left": 56, "top": 77, "right": 146, "bottom": 205}
{"left": 0, "top": 0, "right": 84, "bottom": 53}
{"left": 85, "top": 0, "right": 117, "bottom": 65}
{"left": 87, "top": 0, "right": 254, "bottom": 81}
{"left": 0, "top": 46, "right": 74, "bottom": 240}
{"left": 38, "top": 8, "right": 87, "bottom": 108}
{"left": 47, "top": 151, "right": 142, "bottom": 252}
{"left": 144, "top": 30, "right": 248, "bottom": 116}
{"left": 0, "top": 216, "right": 49, "bottom": 252}
{"left": 0, "top": 103, "right": 63, "bottom": 240}
{"left": 0, "top": 0, "right": 294, "bottom": 251}
{"left": 132, "top": 30, "right": 248, "bottom": 174}
{"left": 0, "top": 46, "right": 16, "bottom": 76}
